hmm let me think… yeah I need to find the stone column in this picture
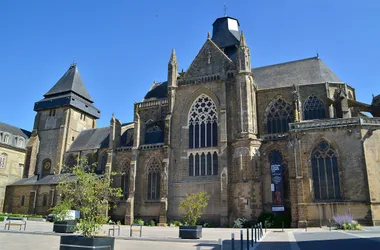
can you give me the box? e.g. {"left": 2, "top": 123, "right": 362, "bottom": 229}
{"left": 125, "top": 160, "right": 136, "bottom": 225}
{"left": 220, "top": 166, "right": 228, "bottom": 226}
{"left": 158, "top": 159, "right": 169, "bottom": 226}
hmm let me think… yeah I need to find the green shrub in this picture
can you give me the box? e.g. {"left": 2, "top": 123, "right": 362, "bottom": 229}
{"left": 133, "top": 218, "right": 144, "bottom": 226}
{"left": 169, "top": 220, "right": 183, "bottom": 227}
{"left": 179, "top": 192, "right": 210, "bottom": 226}
{"left": 0, "top": 216, "right": 4, "bottom": 222}
{"left": 258, "top": 212, "right": 291, "bottom": 228}
{"left": 148, "top": 220, "right": 156, "bottom": 226}
{"left": 202, "top": 221, "right": 217, "bottom": 228}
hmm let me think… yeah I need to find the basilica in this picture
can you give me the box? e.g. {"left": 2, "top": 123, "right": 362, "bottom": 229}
{"left": 3, "top": 16, "right": 380, "bottom": 227}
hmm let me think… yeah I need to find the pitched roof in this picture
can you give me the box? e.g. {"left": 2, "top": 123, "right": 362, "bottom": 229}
{"left": 44, "top": 64, "right": 93, "bottom": 102}
{"left": 252, "top": 57, "right": 342, "bottom": 89}
{"left": 142, "top": 57, "right": 342, "bottom": 99}
{"left": 0, "top": 122, "right": 31, "bottom": 139}
{"left": 7, "top": 174, "right": 78, "bottom": 186}
{"left": 143, "top": 81, "right": 168, "bottom": 101}
{"left": 68, "top": 126, "right": 110, "bottom": 152}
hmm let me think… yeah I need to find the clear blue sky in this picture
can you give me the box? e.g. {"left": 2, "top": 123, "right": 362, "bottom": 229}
{"left": 1, "top": 0, "right": 379, "bottom": 131}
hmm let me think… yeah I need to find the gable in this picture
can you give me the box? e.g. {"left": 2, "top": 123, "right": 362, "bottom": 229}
{"left": 184, "top": 39, "right": 234, "bottom": 79}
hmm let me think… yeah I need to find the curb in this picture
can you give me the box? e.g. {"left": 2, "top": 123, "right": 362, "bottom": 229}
{"left": 0, "top": 229, "right": 220, "bottom": 244}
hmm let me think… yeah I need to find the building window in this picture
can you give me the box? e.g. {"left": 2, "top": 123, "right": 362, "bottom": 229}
{"left": 121, "top": 163, "right": 130, "bottom": 200}
{"left": 3, "top": 134, "right": 9, "bottom": 144}
{"left": 49, "top": 109, "right": 56, "bottom": 117}
{"left": 80, "top": 113, "right": 86, "bottom": 121}
{"left": 85, "top": 153, "right": 95, "bottom": 171}
{"left": 0, "top": 153, "right": 7, "bottom": 169}
{"left": 65, "top": 154, "right": 76, "bottom": 172}
{"left": 147, "top": 158, "right": 161, "bottom": 200}
{"left": 42, "top": 194, "right": 48, "bottom": 206}
{"left": 188, "top": 151, "right": 218, "bottom": 176}
{"left": 18, "top": 138, "right": 25, "bottom": 148}
{"left": 264, "top": 97, "right": 294, "bottom": 134}
{"left": 312, "top": 140, "right": 341, "bottom": 200}
{"left": 20, "top": 195, "right": 25, "bottom": 206}
{"left": 99, "top": 152, "right": 107, "bottom": 174}
{"left": 188, "top": 94, "right": 218, "bottom": 149}
{"left": 303, "top": 95, "right": 326, "bottom": 120}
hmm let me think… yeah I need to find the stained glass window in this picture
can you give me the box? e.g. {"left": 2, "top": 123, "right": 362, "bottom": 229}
{"left": 265, "top": 97, "right": 294, "bottom": 134}
{"left": 303, "top": 95, "right": 326, "bottom": 120}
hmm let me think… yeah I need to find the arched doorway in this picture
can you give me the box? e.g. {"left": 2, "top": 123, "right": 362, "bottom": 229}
{"left": 269, "top": 150, "right": 291, "bottom": 227}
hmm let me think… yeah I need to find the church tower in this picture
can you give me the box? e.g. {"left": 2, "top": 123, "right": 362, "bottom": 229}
{"left": 25, "top": 64, "right": 100, "bottom": 178}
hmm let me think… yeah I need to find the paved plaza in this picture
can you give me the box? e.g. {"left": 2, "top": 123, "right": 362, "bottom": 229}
{"left": 1, "top": 221, "right": 380, "bottom": 249}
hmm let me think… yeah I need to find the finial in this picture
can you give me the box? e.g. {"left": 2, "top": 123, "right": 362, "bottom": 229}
{"left": 207, "top": 32, "right": 210, "bottom": 39}
{"left": 316, "top": 49, "right": 319, "bottom": 58}
{"left": 71, "top": 56, "right": 76, "bottom": 66}
{"left": 112, "top": 113, "right": 114, "bottom": 119}
{"left": 169, "top": 48, "right": 177, "bottom": 62}
{"left": 373, "top": 93, "right": 375, "bottom": 99}
{"left": 239, "top": 31, "right": 247, "bottom": 47}
{"left": 223, "top": 2, "right": 227, "bottom": 17}
{"left": 153, "top": 80, "right": 156, "bottom": 84}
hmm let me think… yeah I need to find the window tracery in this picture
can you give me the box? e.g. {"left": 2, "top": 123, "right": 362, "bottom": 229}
{"left": 147, "top": 158, "right": 160, "bottom": 200}
{"left": 311, "top": 140, "right": 341, "bottom": 200}
{"left": 303, "top": 95, "right": 326, "bottom": 120}
{"left": 264, "top": 97, "right": 293, "bottom": 134}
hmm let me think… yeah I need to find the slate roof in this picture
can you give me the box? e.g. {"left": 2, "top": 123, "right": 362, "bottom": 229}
{"left": 212, "top": 16, "right": 240, "bottom": 49}
{"left": 252, "top": 57, "right": 342, "bottom": 89}
{"left": 7, "top": 174, "right": 78, "bottom": 186}
{"left": 0, "top": 122, "right": 31, "bottom": 139}
{"left": 143, "top": 81, "right": 168, "bottom": 101}
{"left": 68, "top": 126, "right": 110, "bottom": 152}
{"left": 44, "top": 64, "right": 93, "bottom": 102}
{"left": 35, "top": 64, "right": 101, "bottom": 118}
{"left": 143, "top": 57, "right": 342, "bottom": 99}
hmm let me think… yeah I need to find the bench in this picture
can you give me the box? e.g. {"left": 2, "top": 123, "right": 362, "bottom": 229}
{"left": 108, "top": 223, "right": 120, "bottom": 236}
{"left": 4, "top": 217, "right": 27, "bottom": 231}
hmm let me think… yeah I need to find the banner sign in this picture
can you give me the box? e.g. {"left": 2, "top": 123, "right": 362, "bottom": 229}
{"left": 271, "top": 164, "right": 285, "bottom": 212}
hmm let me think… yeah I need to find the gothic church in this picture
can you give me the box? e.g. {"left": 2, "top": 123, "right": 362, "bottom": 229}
{"left": 4, "top": 16, "right": 380, "bottom": 227}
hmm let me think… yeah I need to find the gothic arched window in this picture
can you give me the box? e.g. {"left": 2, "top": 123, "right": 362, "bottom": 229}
{"left": 0, "top": 153, "right": 7, "bottom": 169}
{"left": 264, "top": 97, "right": 294, "bottom": 134}
{"left": 188, "top": 94, "right": 218, "bottom": 149}
{"left": 311, "top": 140, "right": 341, "bottom": 200}
{"left": 147, "top": 158, "right": 161, "bottom": 200}
{"left": 99, "top": 152, "right": 107, "bottom": 174}
{"left": 65, "top": 154, "right": 76, "bottom": 172}
{"left": 121, "top": 162, "right": 130, "bottom": 200}
{"left": 42, "top": 194, "right": 48, "bottom": 207}
{"left": 303, "top": 95, "right": 326, "bottom": 120}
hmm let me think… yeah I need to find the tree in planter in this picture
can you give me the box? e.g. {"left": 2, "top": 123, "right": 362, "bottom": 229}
{"left": 179, "top": 191, "right": 210, "bottom": 226}
{"left": 51, "top": 158, "right": 122, "bottom": 238}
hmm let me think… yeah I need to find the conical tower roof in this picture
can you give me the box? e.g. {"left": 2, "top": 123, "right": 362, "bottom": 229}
{"left": 44, "top": 64, "right": 93, "bottom": 102}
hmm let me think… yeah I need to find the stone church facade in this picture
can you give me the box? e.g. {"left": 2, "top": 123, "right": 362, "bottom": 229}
{"left": 4, "top": 16, "right": 380, "bottom": 227}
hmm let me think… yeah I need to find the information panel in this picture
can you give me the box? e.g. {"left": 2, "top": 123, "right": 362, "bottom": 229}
{"left": 271, "top": 164, "right": 284, "bottom": 212}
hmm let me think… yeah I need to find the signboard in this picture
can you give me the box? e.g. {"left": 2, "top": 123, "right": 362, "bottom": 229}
{"left": 271, "top": 164, "right": 284, "bottom": 212}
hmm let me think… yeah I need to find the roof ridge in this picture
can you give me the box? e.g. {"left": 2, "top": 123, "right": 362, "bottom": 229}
{"left": 0, "top": 122, "right": 31, "bottom": 135}
{"left": 253, "top": 56, "right": 319, "bottom": 70}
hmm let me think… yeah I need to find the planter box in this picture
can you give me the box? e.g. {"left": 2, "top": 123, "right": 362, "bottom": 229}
{"left": 60, "top": 235, "right": 115, "bottom": 250}
{"left": 53, "top": 221, "right": 77, "bottom": 233}
{"left": 179, "top": 225, "right": 202, "bottom": 239}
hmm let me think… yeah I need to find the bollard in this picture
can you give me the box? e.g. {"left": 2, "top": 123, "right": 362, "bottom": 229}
{"left": 231, "top": 233, "right": 235, "bottom": 250}
{"left": 240, "top": 230, "right": 243, "bottom": 250}
{"left": 251, "top": 226, "right": 254, "bottom": 247}
{"left": 196, "top": 247, "right": 201, "bottom": 250}
{"left": 329, "top": 219, "right": 332, "bottom": 231}
{"left": 305, "top": 220, "right": 308, "bottom": 232}
{"left": 255, "top": 225, "right": 257, "bottom": 243}
{"left": 219, "top": 238, "right": 223, "bottom": 250}
{"left": 282, "top": 221, "right": 284, "bottom": 232}
{"left": 260, "top": 222, "right": 263, "bottom": 238}
{"left": 246, "top": 228, "right": 249, "bottom": 250}
{"left": 265, "top": 221, "right": 267, "bottom": 233}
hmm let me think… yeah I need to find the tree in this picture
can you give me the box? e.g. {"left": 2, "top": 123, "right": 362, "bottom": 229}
{"left": 51, "top": 158, "right": 122, "bottom": 238}
{"left": 179, "top": 191, "right": 210, "bottom": 226}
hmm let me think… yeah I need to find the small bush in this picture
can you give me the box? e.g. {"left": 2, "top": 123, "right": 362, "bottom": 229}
{"left": 202, "top": 221, "right": 217, "bottom": 228}
{"left": 148, "top": 220, "right": 156, "bottom": 226}
{"left": 133, "top": 218, "right": 144, "bottom": 226}
{"left": 0, "top": 216, "right": 4, "bottom": 222}
{"left": 333, "top": 213, "right": 362, "bottom": 230}
{"left": 169, "top": 220, "right": 183, "bottom": 227}
{"left": 233, "top": 217, "right": 247, "bottom": 228}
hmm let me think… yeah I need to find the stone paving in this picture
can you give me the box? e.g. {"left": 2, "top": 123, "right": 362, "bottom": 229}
{"left": 2, "top": 221, "right": 380, "bottom": 250}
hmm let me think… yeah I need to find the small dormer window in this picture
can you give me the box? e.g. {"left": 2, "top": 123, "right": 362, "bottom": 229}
{"left": 80, "top": 113, "right": 86, "bottom": 121}
{"left": 3, "top": 134, "right": 9, "bottom": 144}
{"left": 49, "top": 109, "right": 56, "bottom": 117}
